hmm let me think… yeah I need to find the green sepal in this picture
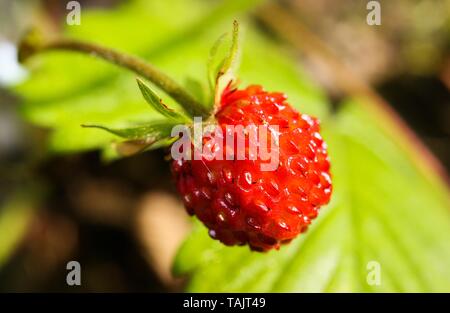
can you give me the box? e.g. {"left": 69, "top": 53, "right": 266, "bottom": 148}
{"left": 136, "top": 78, "right": 191, "bottom": 122}
{"left": 207, "top": 21, "right": 242, "bottom": 107}
{"left": 82, "top": 120, "right": 177, "bottom": 141}
{"left": 207, "top": 32, "right": 227, "bottom": 98}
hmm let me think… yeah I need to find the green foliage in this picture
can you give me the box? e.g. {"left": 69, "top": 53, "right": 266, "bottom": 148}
{"left": 14, "top": 0, "right": 450, "bottom": 292}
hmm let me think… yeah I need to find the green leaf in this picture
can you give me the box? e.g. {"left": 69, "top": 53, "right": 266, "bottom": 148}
{"left": 136, "top": 78, "right": 189, "bottom": 122}
{"left": 83, "top": 120, "right": 179, "bottom": 157}
{"left": 173, "top": 99, "right": 450, "bottom": 292}
{"left": 82, "top": 120, "right": 176, "bottom": 141}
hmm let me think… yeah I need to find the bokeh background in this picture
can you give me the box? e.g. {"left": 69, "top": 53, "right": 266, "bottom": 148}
{"left": 0, "top": 0, "right": 449, "bottom": 292}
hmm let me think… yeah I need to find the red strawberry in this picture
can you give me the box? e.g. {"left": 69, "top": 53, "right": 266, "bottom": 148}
{"left": 172, "top": 85, "right": 332, "bottom": 251}
{"left": 19, "top": 21, "right": 330, "bottom": 251}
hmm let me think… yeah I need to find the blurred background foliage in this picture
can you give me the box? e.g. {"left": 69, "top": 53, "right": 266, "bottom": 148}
{"left": 0, "top": 0, "right": 449, "bottom": 292}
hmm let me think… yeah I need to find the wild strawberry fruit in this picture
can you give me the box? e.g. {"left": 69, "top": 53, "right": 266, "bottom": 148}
{"left": 47, "top": 20, "right": 333, "bottom": 251}
{"left": 172, "top": 85, "right": 332, "bottom": 251}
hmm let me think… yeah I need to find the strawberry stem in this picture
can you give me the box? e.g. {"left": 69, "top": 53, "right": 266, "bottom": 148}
{"left": 18, "top": 31, "right": 209, "bottom": 118}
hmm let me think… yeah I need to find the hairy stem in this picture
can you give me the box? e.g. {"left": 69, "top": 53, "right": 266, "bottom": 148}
{"left": 19, "top": 33, "right": 209, "bottom": 118}
{"left": 256, "top": 3, "right": 449, "bottom": 191}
